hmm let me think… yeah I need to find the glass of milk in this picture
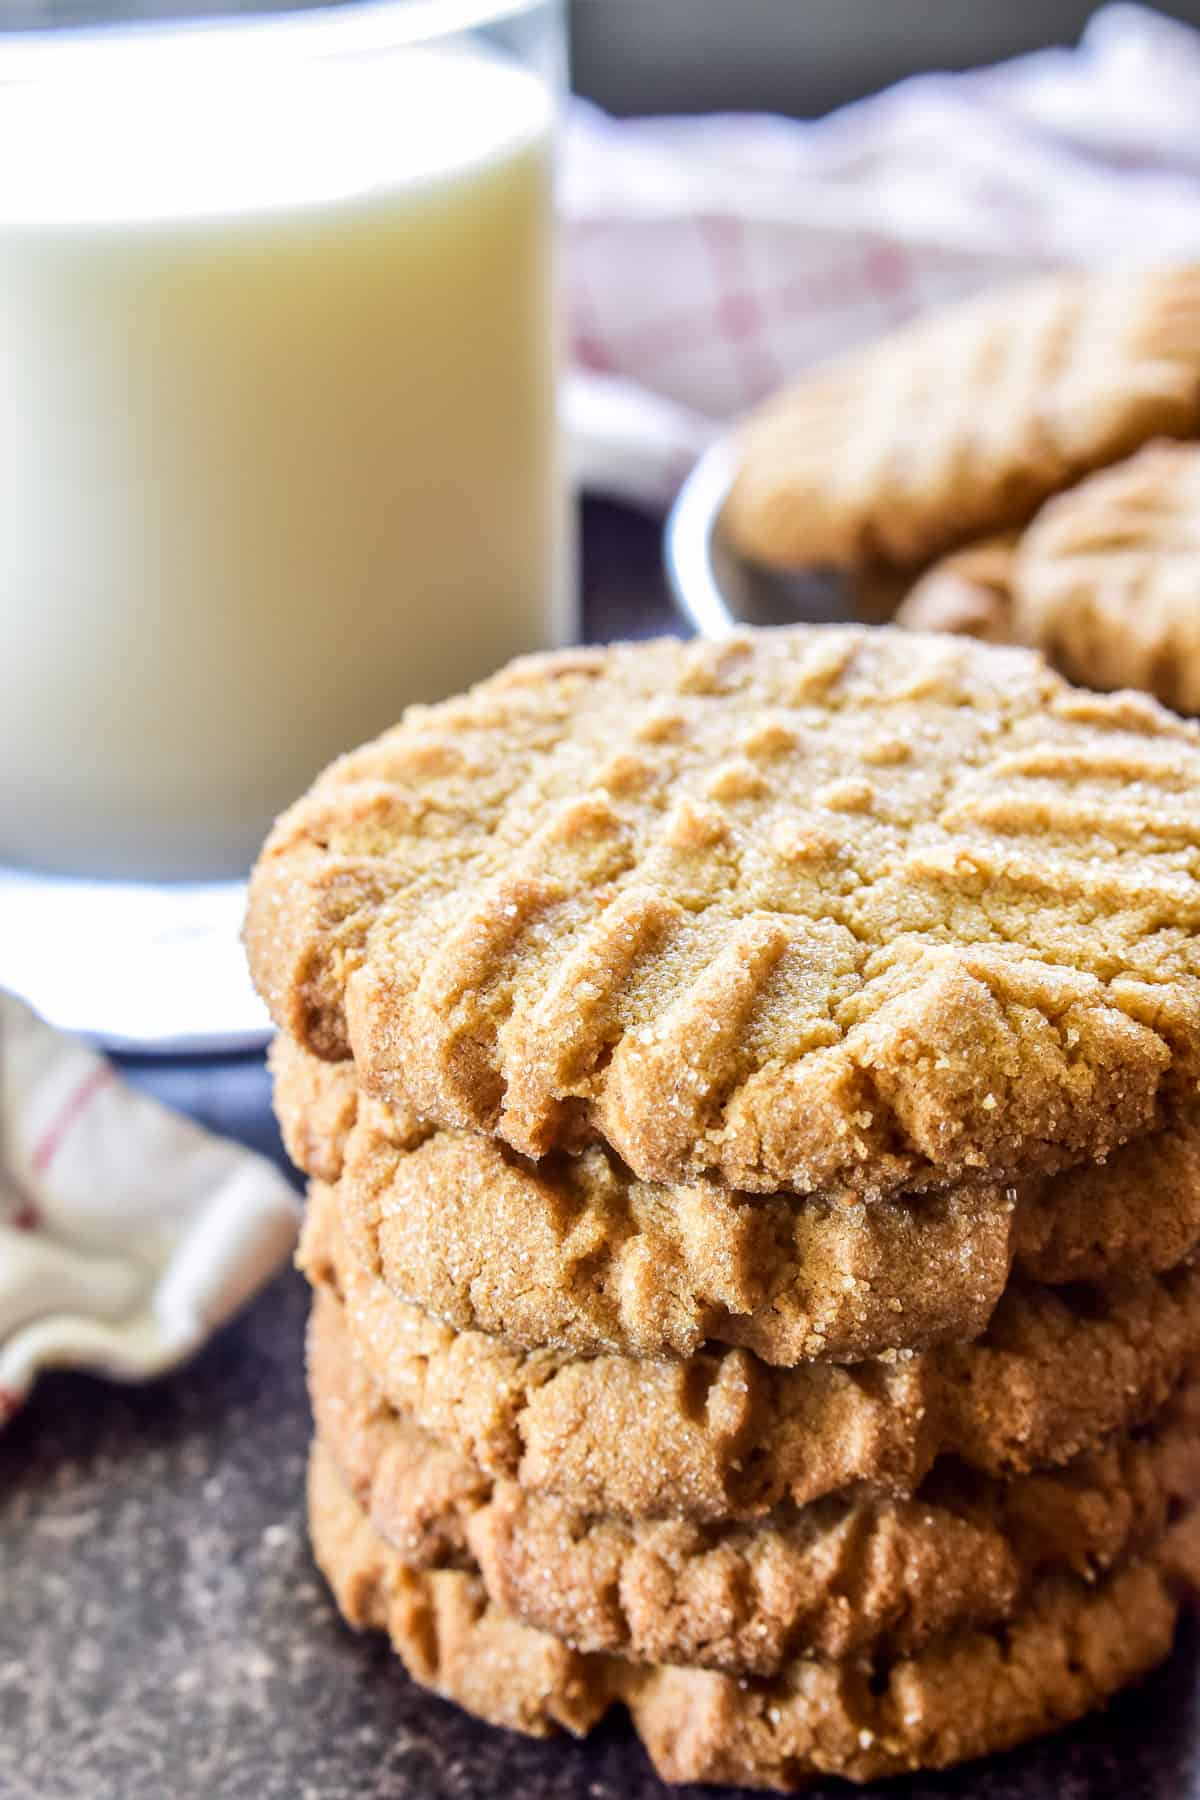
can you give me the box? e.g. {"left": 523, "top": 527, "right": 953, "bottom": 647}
{"left": 0, "top": 0, "right": 570, "bottom": 1047}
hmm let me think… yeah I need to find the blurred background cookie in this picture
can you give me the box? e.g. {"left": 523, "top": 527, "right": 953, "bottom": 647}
{"left": 895, "top": 534, "right": 1020, "bottom": 643}
{"left": 723, "top": 268, "right": 1200, "bottom": 574}
{"left": 893, "top": 441, "right": 1200, "bottom": 719}
{"left": 1012, "top": 440, "right": 1200, "bottom": 714}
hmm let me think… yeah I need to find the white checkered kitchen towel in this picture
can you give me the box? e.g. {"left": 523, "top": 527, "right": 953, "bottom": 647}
{"left": 0, "top": 992, "right": 296, "bottom": 1422}
{"left": 564, "top": 3, "right": 1200, "bottom": 507}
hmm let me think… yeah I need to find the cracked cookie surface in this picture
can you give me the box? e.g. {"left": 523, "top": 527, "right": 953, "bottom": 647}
{"left": 276, "top": 1037, "right": 1200, "bottom": 1365}
{"left": 300, "top": 1181, "right": 1200, "bottom": 1523}
{"left": 308, "top": 1438, "right": 1200, "bottom": 1789}
{"left": 310, "top": 1281, "right": 1200, "bottom": 1677}
{"left": 248, "top": 627, "right": 1200, "bottom": 1202}
{"left": 274, "top": 1037, "right": 1013, "bottom": 1363}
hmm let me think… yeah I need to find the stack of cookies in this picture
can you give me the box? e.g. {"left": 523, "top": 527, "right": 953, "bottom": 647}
{"left": 246, "top": 626, "right": 1200, "bottom": 1789}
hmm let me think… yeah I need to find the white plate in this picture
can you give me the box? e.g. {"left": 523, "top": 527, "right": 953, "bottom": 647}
{"left": 0, "top": 866, "right": 270, "bottom": 1054}
{"left": 664, "top": 433, "right": 855, "bottom": 637}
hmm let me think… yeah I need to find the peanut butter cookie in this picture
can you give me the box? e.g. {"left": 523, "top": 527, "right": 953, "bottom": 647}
{"left": 276, "top": 1035, "right": 1200, "bottom": 1365}
{"left": 310, "top": 1282, "right": 1200, "bottom": 1678}
{"left": 1012, "top": 440, "right": 1200, "bottom": 715}
{"left": 247, "top": 628, "right": 1200, "bottom": 1202}
{"left": 274, "top": 1038, "right": 1015, "bottom": 1363}
{"left": 308, "top": 1440, "right": 1200, "bottom": 1788}
{"left": 723, "top": 268, "right": 1200, "bottom": 572}
{"left": 895, "top": 535, "right": 1019, "bottom": 641}
{"left": 300, "top": 1181, "right": 1200, "bottom": 1523}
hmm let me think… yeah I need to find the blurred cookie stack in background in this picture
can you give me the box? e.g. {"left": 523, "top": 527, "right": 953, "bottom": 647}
{"left": 247, "top": 626, "right": 1200, "bottom": 1788}
{"left": 725, "top": 266, "right": 1200, "bottom": 720}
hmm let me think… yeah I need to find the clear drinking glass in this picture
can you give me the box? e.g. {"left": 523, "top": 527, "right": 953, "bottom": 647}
{"left": 0, "top": 0, "right": 571, "bottom": 1048}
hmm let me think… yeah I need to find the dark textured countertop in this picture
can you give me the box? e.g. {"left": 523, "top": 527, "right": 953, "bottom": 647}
{"left": 3, "top": 502, "right": 1199, "bottom": 1800}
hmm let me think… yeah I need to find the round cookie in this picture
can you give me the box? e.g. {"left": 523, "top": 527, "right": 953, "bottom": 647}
{"left": 308, "top": 1439, "right": 1200, "bottom": 1788}
{"left": 248, "top": 627, "right": 1200, "bottom": 1204}
{"left": 275, "top": 1034, "right": 1200, "bottom": 1365}
{"left": 309, "top": 1281, "right": 1200, "bottom": 1678}
{"left": 895, "top": 534, "right": 1019, "bottom": 642}
{"left": 721, "top": 268, "right": 1200, "bottom": 572}
{"left": 300, "top": 1180, "right": 1200, "bottom": 1523}
{"left": 1012, "top": 440, "right": 1200, "bottom": 716}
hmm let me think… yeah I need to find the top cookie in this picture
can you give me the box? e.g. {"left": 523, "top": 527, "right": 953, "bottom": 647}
{"left": 723, "top": 268, "right": 1200, "bottom": 572}
{"left": 245, "top": 626, "right": 1200, "bottom": 1200}
{"left": 1013, "top": 440, "right": 1200, "bottom": 716}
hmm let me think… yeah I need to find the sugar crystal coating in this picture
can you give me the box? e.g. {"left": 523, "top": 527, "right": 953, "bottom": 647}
{"left": 300, "top": 1180, "right": 1200, "bottom": 1524}
{"left": 308, "top": 1439, "right": 1200, "bottom": 1788}
{"left": 274, "top": 1035, "right": 1200, "bottom": 1367}
{"left": 310, "top": 1280, "right": 1200, "bottom": 1678}
{"left": 247, "top": 626, "right": 1200, "bottom": 1201}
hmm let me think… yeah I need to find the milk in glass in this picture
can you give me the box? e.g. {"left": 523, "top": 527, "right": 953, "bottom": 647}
{"left": 0, "top": 36, "right": 566, "bottom": 878}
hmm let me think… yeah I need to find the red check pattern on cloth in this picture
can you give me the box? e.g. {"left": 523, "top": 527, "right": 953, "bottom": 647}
{"left": 0, "top": 993, "right": 297, "bottom": 1422}
{"left": 562, "top": 5, "right": 1200, "bottom": 507}
{"left": 1, "top": 1065, "right": 113, "bottom": 1243}
{"left": 29, "top": 1063, "right": 114, "bottom": 1183}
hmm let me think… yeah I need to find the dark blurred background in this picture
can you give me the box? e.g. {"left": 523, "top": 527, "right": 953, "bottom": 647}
{"left": 572, "top": 0, "right": 1200, "bottom": 115}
